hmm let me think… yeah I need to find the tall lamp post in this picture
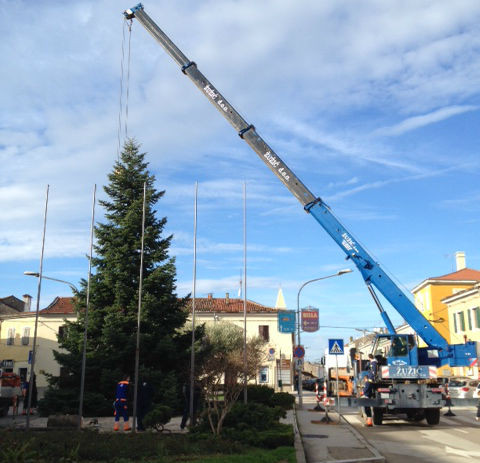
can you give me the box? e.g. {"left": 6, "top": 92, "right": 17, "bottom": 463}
{"left": 24, "top": 272, "right": 78, "bottom": 293}
{"left": 296, "top": 268, "right": 353, "bottom": 408}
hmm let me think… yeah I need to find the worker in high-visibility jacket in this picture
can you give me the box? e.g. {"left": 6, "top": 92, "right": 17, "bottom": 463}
{"left": 113, "top": 375, "right": 131, "bottom": 431}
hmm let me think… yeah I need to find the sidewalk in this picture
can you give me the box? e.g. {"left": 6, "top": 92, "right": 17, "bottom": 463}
{"left": 0, "top": 411, "right": 187, "bottom": 433}
{"left": 293, "top": 394, "right": 385, "bottom": 463}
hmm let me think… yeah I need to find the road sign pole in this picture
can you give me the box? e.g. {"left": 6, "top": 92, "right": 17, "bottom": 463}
{"left": 335, "top": 354, "right": 340, "bottom": 420}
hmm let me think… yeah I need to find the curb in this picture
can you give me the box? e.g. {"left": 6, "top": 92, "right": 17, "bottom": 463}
{"left": 293, "top": 404, "right": 307, "bottom": 463}
{"left": 337, "top": 414, "right": 385, "bottom": 463}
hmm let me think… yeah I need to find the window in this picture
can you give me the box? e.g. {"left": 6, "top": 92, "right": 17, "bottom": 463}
{"left": 474, "top": 307, "right": 480, "bottom": 329}
{"left": 7, "top": 328, "right": 15, "bottom": 345}
{"left": 22, "top": 327, "right": 30, "bottom": 346}
{"left": 58, "top": 325, "right": 66, "bottom": 341}
{"left": 459, "top": 312, "right": 466, "bottom": 331}
{"left": 258, "top": 325, "right": 269, "bottom": 342}
{"left": 453, "top": 314, "right": 458, "bottom": 333}
{"left": 259, "top": 366, "right": 269, "bottom": 383}
{"left": 467, "top": 310, "right": 473, "bottom": 331}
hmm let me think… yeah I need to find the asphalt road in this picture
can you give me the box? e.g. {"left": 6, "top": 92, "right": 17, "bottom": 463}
{"left": 343, "top": 406, "right": 480, "bottom": 463}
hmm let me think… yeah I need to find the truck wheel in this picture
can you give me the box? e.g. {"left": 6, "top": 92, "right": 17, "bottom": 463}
{"left": 425, "top": 409, "right": 440, "bottom": 425}
{"left": 0, "top": 405, "right": 9, "bottom": 417}
{"left": 372, "top": 407, "right": 383, "bottom": 426}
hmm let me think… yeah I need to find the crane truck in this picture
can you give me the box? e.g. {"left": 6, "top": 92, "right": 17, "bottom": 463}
{"left": 124, "top": 4, "right": 480, "bottom": 425}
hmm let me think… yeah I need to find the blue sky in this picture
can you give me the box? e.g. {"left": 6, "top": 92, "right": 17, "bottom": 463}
{"left": 1, "top": 0, "right": 480, "bottom": 361}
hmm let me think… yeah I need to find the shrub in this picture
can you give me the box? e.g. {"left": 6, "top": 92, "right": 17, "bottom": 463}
{"left": 143, "top": 405, "right": 173, "bottom": 431}
{"left": 269, "top": 392, "right": 295, "bottom": 410}
{"left": 223, "top": 423, "right": 294, "bottom": 449}
{"left": 241, "top": 385, "right": 274, "bottom": 405}
{"left": 38, "top": 389, "right": 112, "bottom": 417}
{"left": 222, "top": 402, "right": 285, "bottom": 431}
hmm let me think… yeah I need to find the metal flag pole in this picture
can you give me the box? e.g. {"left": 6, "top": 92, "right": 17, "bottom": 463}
{"left": 133, "top": 182, "right": 147, "bottom": 433}
{"left": 243, "top": 181, "right": 248, "bottom": 404}
{"left": 78, "top": 184, "right": 96, "bottom": 429}
{"left": 189, "top": 182, "right": 198, "bottom": 426}
{"left": 26, "top": 185, "right": 49, "bottom": 431}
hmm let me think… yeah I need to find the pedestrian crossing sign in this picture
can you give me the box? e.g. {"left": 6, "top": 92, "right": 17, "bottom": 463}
{"left": 328, "top": 338, "right": 344, "bottom": 355}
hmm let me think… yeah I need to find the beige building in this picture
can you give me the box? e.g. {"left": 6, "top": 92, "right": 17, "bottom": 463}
{"left": 412, "top": 252, "right": 480, "bottom": 344}
{"left": 0, "top": 297, "right": 75, "bottom": 393}
{"left": 187, "top": 292, "right": 294, "bottom": 391}
{"left": 1, "top": 291, "right": 294, "bottom": 393}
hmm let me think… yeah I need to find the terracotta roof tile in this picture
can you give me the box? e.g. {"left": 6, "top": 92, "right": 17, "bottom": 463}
{"left": 429, "top": 268, "right": 480, "bottom": 282}
{"left": 186, "top": 297, "right": 278, "bottom": 313}
{"left": 40, "top": 297, "right": 75, "bottom": 314}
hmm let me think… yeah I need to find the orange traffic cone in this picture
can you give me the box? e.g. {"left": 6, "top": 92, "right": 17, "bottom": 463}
{"left": 366, "top": 417, "right": 373, "bottom": 427}
{"left": 113, "top": 422, "right": 119, "bottom": 431}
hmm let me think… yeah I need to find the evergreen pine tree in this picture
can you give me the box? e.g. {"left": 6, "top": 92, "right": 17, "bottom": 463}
{"left": 40, "top": 140, "right": 194, "bottom": 416}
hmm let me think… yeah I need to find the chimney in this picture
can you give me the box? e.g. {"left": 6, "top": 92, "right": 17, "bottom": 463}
{"left": 22, "top": 294, "right": 32, "bottom": 312}
{"left": 455, "top": 251, "right": 466, "bottom": 271}
{"left": 225, "top": 292, "right": 229, "bottom": 304}
{"left": 207, "top": 293, "right": 213, "bottom": 300}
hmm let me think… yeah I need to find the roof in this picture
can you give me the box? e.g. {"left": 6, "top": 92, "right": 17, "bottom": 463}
{"left": 40, "top": 297, "right": 75, "bottom": 314}
{"left": 0, "top": 295, "right": 25, "bottom": 312}
{"left": 430, "top": 268, "right": 480, "bottom": 281}
{"left": 275, "top": 288, "right": 287, "bottom": 309}
{"left": 186, "top": 297, "right": 278, "bottom": 314}
{"left": 412, "top": 268, "right": 480, "bottom": 293}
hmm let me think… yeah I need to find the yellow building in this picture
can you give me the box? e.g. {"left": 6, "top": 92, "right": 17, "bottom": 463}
{"left": 412, "top": 252, "right": 480, "bottom": 344}
{"left": 442, "top": 283, "right": 480, "bottom": 378}
{"left": 0, "top": 297, "right": 76, "bottom": 394}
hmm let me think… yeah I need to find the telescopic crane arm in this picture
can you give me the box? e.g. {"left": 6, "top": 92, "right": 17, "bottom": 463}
{"left": 124, "top": 4, "right": 479, "bottom": 365}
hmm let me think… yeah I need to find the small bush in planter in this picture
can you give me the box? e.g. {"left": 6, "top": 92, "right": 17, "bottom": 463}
{"left": 269, "top": 392, "right": 295, "bottom": 410}
{"left": 143, "top": 405, "right": 173, "bottom": 432}
{"left": 241, "top": 385, "right": 275, "bottom": 405}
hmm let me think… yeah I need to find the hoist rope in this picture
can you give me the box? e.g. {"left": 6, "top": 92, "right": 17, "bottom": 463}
{"left": 116, "top": 20, "right": 127, "bottom": 159}
{"left": 116, "top": 19, "right": 133, "bottom": 159}
{"left": 124, "top": 20, "right": 132, "bottom": 140}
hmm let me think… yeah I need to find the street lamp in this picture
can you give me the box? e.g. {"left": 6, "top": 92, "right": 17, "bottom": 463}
{"left": 24, "top": 271, "right": 78, "bottom": 293}
{"left": 296, "top": 268, "right": 353, "bottom": 408}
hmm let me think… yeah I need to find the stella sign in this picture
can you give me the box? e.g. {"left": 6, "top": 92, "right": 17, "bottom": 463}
{"left": 301, "top": 308, "right": 319, "bottom": 332}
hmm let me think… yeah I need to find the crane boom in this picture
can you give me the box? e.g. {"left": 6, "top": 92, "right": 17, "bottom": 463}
{"left": 124, "top": 4, "right": 479, "bottom": 365}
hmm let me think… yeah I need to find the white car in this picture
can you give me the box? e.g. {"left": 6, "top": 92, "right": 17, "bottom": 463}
{"left": 448, "top": 377, "right": 479, "bottom": 399}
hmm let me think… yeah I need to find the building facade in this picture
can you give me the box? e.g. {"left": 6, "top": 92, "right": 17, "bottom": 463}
{"left": 412, "top": 252, "right": 480, "bottom": 344}
{"left": 0, "top": 297, "right": 75, "bottom": 393}
{"left": 186, "top": 292, "right": 294, "bottom": 391}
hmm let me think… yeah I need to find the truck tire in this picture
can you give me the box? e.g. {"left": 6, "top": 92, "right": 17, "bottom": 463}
{"left": 425, "top": 408, "right": 440, "bottom": 425}
{"left": 372, "top": 407, "right": 383, "bottom": 425}
{"left": 0, "top": 404, "right": 9, "bottom": 417}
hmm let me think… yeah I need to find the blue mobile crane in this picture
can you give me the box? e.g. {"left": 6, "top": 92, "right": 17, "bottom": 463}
{"left": 124, "top": 4, "right": 480, "bottom": 424}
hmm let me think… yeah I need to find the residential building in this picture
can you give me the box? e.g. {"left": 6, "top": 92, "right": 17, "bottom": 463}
{"left": 1, "top": 290, "right": 294, "bottom": 394}
{"left": 187, "top": 292, "right": 294, "bottom": 391}
{"left": 412, "top": 252, "right": 480, "bottom": 344}
{"left": 0, "top": 297, "right": 75, "bottom": 394}
{"left": 442, "top": 282, "right": 480, "bottom": 378}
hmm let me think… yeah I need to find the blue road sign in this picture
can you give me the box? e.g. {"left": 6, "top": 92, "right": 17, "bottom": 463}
{"left": 278, "top": 310, "right": 296, "bottom": 333}
{"left": 328, "top": 338, "right": 344, "bottom": 355}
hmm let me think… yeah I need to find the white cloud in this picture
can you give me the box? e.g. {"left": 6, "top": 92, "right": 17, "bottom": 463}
{"left": 375, "top": 105, "right": 478, "bottom": 136}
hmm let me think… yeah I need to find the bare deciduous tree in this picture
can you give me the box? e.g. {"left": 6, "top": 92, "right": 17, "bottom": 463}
{"left": 199, "top": 322, "right": 266, "bottom": 435}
